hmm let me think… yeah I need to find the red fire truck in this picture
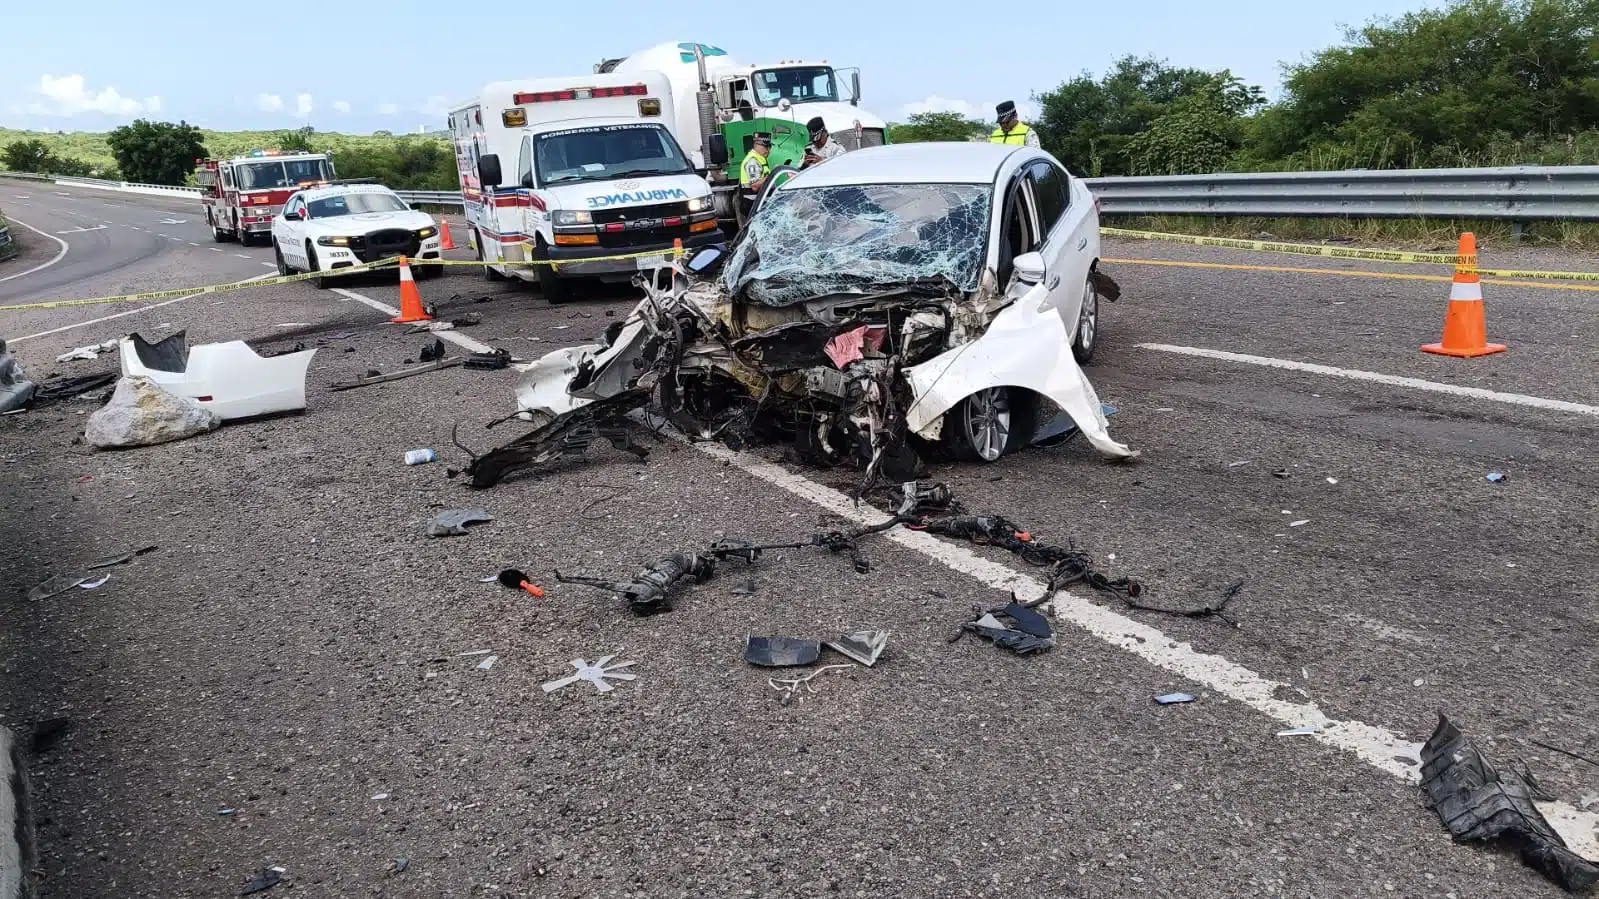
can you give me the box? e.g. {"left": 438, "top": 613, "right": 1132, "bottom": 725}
{"left": 196, "top": 149, "right": 335, "bottom": 246}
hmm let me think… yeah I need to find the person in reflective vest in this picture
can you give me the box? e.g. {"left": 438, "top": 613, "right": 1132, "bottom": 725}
{"left": 738, "top": 132, "right": 773, "bottom": 220}
{"left": 990, "top": 100, "right": 1040, "bottom": 148}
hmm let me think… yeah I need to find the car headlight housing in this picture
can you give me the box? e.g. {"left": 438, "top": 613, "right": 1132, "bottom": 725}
{"left": 417, "top": 227, "right": 436, "bottom": 239}
{"left": 687, "top": 195, "right": 711, "bottom": 213}
{"left": 553, "top": 210, "right": 592, "bottom": 225}
{"left": 316, "top": 236, "right": 351, "bottom": 247}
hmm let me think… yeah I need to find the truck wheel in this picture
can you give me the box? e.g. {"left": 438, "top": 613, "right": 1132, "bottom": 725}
{"left": 210, "top": 213, "right": 229, "bottom": 243}
{"left": 476, "top": 230, "right": 505, "bottom": 282}
{"left": 534, "top": 240, "right": 571, "bottom": 304}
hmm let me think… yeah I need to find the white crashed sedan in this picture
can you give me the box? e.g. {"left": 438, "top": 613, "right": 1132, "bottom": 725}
{"left": 271, "top": 184, "right": 443, "bottom": 288}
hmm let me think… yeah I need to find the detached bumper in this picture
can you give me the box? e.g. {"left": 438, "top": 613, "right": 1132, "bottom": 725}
{"left": 547, "top": 229, "right": 723, "bottom": 277}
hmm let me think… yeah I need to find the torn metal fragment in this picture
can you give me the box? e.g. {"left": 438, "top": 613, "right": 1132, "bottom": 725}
{"left": 745, "top": 635, "right": 823, "bottom": 668}
{"left": 239, "top": 867, "right": 283, "bottom": 895}
{"left": 824, "top": 631, "right": 889, "bottom": 667}
{"left": 1155, "top": 693, "right": 1196, "bottom": 705}
{"left": 87, "top": 545, "right": 158, "bottom": 570}
{"left": 1420, "top": 714, "right": 1598, "bottom": 892}
{"left": 425, "top": 508, "right": 494, "bottom": 538}
{"left": 961, "top": 604, "right": 1056, "bottom": 655}
{"left": 541, "top": 655, "right": 638, "bottom": 694}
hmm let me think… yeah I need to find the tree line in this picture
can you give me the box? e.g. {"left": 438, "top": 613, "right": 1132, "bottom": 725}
{"left": 890, "top": 0, "right": 1599, "bottom": 176}
{"left": 6, "top": 1, "right": 1596, "bottom": 186}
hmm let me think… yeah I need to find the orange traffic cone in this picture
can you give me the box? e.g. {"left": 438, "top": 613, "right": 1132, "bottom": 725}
{"left": 438, "top": 219, "right": 456, "bottom": 251}
{"left": 1423, "top": 233, "right": 1505, "bottom": 358}
{"left": 391, "top": 256, "right": 433, "bottom": 323}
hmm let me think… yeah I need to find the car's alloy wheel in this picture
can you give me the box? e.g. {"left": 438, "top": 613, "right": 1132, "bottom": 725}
{"left": 273, "top": 241, "right": 290, "bottom": 276}
{"left": 964, "top": 388, "right": 1012, "bottom": 462}
{"left": 306, "top": 242, "right": 330, "bottom": 289}
{"left": 1072, "top": 276, "right": 1099, "bottom": 364}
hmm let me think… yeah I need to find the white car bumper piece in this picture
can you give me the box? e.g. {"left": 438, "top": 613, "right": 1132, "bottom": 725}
{"left": 119, "top": 332, "right": 316, "bottom": 421}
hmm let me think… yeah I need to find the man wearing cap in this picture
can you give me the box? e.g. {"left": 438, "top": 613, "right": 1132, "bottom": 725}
{"left": 803, "top": 117, "right": 846, "bottom": 168}
{"left": 990, "top": 101, "right": 1040, "bottom": 148}
{"left": 738, "top": 132, "right": 773, "bottom": 220}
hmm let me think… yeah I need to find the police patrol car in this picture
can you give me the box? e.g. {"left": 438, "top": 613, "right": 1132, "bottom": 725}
{"left": 448, "top": 73, "right": 721, "bottom": 303}
{"left": 270, "top": 184, "right": 443, "bottom": 289}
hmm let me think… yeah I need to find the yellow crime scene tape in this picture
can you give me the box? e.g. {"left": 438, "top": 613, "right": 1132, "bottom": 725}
{"left": 1101, "top": 227, "right": 1599, "bottom": 283}
{"left": 0, "top": 247, "right": 687, "bottom": 314}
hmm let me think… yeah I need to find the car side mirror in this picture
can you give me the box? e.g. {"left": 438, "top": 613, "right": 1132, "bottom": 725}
{"left": 1013, "top": 252, "right": 1046, "bottom": 285}
{"left": 283, "top": 210, "right": 303, "bottom": 221}
{"left": 851, "top": 71, "right": 861, "bottom": 106}
{"left": 707, "top": 133, "right": 729, "bottom": 167}
{"left": 478, "top": 153, "right": 502, "bottom": 187}
{"left": 520, "top": 171, "right": 534, "bottom": 189}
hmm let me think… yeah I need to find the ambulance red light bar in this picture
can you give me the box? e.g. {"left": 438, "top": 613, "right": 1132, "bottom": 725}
{"left": 513, "top": 84, "right": 649, "bottom": 104}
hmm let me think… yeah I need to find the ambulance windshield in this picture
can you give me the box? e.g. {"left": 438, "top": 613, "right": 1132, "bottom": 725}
{"left": 534, "top": 124, "right": 692, "bottom": 186}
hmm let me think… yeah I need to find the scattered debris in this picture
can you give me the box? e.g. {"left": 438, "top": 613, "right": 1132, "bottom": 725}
{"left": 1486, "top": 471, "right": 1507, "bottom": 483}
{"left": 425, "top": 508, "right": 493, "bottom": 537}
{"left": 463, "top": 348, "right": 512, "bottom": 370}
{"left": 1530, "top": 739, "right": 1599, "bottom": 772}
{"left": 389, "top": 857, "right": 410, "bottom": 876}
{"left": 957, "top": 601, "right": 1057, "bottom": 655}
{"left": 769, "top": 664, "right": 853, "bottom": 706}
{"left": 1289, "top": 520, "right": 1310, "bottom": 527}
{"left": 1421, "top": 715, "right": 1598, "bottom": 892}
{"left": 85, "top": 376, "right": 221, "bottom": 448}
{"left": 329, "top": 356, "right": 463, "bottom": 391}
{"left": 557, "top": 552, "right": 718, "bottom": 615}
{"left": 121, "top": 331, "right": 314, "bottom": 420}
{"left": 418, "top": 339, "right": 446, "bottom": 363}
{"left": 825, "top": 630, "right": 889, "bottom": 667}
{"left": 1155, "top": 692, "right": 1196, "bottom": 705}
{"left": 78, "top": 573, "right": 111, "bottom": 590}
{"left": 28, "top": 572, "right": 91, "bottom": 601}
{"left": 404, "top": 448, "right": 438, "bottom": 466}
{"left": 476, "top": 655, "right": 499, "bottom": 671}
{"left": 451, "top": 312, "right": 482, "bottom": 328}
{"left": 239, "top": 866, "right": 284, "bottom": 895}
{"left": 56, "top": 339, "right": 118, "bottom": 362}
{"left": 1272, "top": 468, "right": 1289, "bottom": 479}
{"left": 30, "top": 717, "right": 73, "bottom": 753}
{"left": 745, "top": 635, "right": 823, "bottom": 667}
{"left": 1228, "top": 460, "right": 1252, "bottom": 468}
{"left": 730, "top": 578, "right": 758, "bottom": 596}
{"left": 1326, "top": 477, "right": 1339, "bottom": 485}
{"left": 541, "top": 655, "right": 638, "bottom": 694}
{"left": 0, "top": 339, "right": 38, "bottom": 414}
{"left": 371, "top": 793, "right": 389, "bottom": 801}
{"left": 1277, "top": 726, "right": 1318, "bottom": 736}
{"left": 496, "top": 568, "right": 546, "bottom": 597}
{"left": 460, "top": 389, "right": 651, "bottom": 488}
{"left": 30, "top": 372, "right": 118, "bottom": 408}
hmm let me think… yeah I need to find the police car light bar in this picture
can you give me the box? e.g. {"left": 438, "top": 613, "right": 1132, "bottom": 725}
{"left": 513, "top": 84, "right": 648, "bottom": 104}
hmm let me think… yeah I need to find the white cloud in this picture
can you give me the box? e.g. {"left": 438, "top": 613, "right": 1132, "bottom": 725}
{"left": 257, "top": 93, "right": 284, "bottom": 113}
{"left": 418, "top": 95, "right": 452, "bottom": 118}
{"left": 24, "top": 74, "right": 159, "bottom": 118}
{"left": 295, "top": 93, "right": 313, "bottom": 117}
{"left": 899, "top": 95, "right": 1039, "bottom": 123}
{"left": 377, "top": 102, "right": 400, "bottom": 116}
{"left": 332, "top": 100, "right": 351, "bottom": 114}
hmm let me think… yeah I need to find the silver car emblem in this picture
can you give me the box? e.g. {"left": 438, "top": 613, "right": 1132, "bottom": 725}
{"left": 615, "top": 180, "right": 639, "bottom": 191}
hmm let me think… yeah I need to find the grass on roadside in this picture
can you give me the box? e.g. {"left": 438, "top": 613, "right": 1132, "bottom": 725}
{"left": 1104, "top": 215, "right": 1599, "bottom": 252}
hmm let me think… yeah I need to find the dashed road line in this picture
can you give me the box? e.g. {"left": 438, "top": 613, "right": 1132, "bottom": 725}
{"left": 189, "top": 242, "right": 200, "bottom": 246}
{"left": 330, "top": 286, "right": 494, "bottom": 354}
{"left": 0, "top": 216, "right": 70, "bottom": 285}
{"left": 1137, "top": 343, "right": 1599, "bottom": 417}
{"left": 209, "top": 247, "right": 223, "bottom": 252}
{"left": 11, "top": 273, "right": 276, "bottom": 344}
{"left": 234, "top": 253, "right": 251, "bottom": 259}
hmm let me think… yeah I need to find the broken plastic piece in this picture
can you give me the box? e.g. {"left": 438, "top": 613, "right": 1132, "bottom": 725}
{"left": 541, "top": 655, "right": 638, "bottom": 694}
{"left": 745, "top": 635, "right": 823, "bottom": 667}
{"left": 239, "top": 866, "right": 284, "bottom": 895}
{"left": 495, "top": 568, "right": 545, "bottom": 597}
{"left": 1486, "top": 471, "right": 1507, "bottom": 483}
{"left": 78, "top": 573, "right": 111, "bottom": 590}
{"left": 1421, "top": 714, "right": 1598, "bottom": 892}
{"left": 87, "top": 545, "right": 158, "bottom": 570}
{"left": 120, "top": 331, "right": 315, "bottom": 420}
{"left": 27, "top": 573, "right": 91, "bottom": 601}
{"left": 961, "top": 603, "right": 1057, "bottom": 655}
{"left": 825, "top": 631, "right": 889, "bottom": 667}
{"left": 1155, "top": 692, "right": 1196, "bottom": 705}
{"left": 463, "top": 349, "right": 512, "bottom": 370}
{"left": 425, "top": 508, "right": 493, "bottom": 537}
{"left": 476, "top": 655, "right": 499, "bottom": 671}
{"left": 418, "top": 339, "right": 446, "bottom": 363}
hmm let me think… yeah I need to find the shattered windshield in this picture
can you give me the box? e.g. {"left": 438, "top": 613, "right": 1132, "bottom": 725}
{"left": 724, "top": 183, "right": 992, "bottom": 307}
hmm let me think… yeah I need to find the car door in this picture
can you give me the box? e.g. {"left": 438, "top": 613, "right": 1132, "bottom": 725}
{"left": 993, "top": 168, "right": 1041, "bottom": 291}
{"left": 278, "top": 194, "right": 305, "bottom": 264}
{"left": 1025, "top": 159, "right": 1094, "bottom": 330}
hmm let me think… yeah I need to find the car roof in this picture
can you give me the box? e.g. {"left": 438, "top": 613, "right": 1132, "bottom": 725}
{"left": 297, "top": 183, "right": 399, "bottom": 201}
{"left": 781, "top": 142, "right": 1039, "bottom": 189}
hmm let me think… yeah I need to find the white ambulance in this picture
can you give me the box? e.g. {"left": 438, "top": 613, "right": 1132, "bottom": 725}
{"left": 448, "top": 72, "right": 722, "bottom": 302}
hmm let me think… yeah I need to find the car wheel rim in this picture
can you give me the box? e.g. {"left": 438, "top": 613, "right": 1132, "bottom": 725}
{"left": 965, "top": 388, "right": 1011, "bottom": 462}
{"left": 1079, "top": 280, "right": 1098, "bottom": 348}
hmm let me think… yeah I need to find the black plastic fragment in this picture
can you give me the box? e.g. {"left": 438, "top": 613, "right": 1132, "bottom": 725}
{"left": 1420, "top": 714, "right": 1598, "bottom": 892}
{"left": 418, "top": 339, "right": 445, "bottom": 363}
{"left": 239, "top": 867, "right": 282, "bottom": 895}
{"left": 464, "top": 348, "right": 512, "bottom": 370}
{"left": 745, "top": 635, "right": 822, "bottom": 667}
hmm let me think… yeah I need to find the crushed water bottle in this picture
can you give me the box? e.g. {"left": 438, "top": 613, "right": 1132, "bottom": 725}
{"left": 404, "top": 448, "right": 438, "bottom": 466}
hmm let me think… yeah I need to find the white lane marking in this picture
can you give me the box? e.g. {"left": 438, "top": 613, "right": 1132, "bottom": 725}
{"left": 261, "top": 263, "right": 274, "bottom": 268}
{"left": 188, "top": 242, "right": 200, "bottom": 246}
{"left": 157, "top": 233, "right": 169, "bottom": 238}
{"left": 13, "top": 195, "right": 29, "bottom": 199}
{"left": 55, "top": 225, "right": 106, "bottom": 234}
{"left": 331, "top": 286, "right": 494, "bottom": 354}
{"left": 1138, "top": 343, "right": 1599, "bottom": 417}
{"left": 209, "top": 247, "right": 223, "bottom": 252}
{"left": 157, "top": 218, "right": 187, "bottom": 224}
{"left": 0, "top": 216, "right": 70, "bottom": 285}
{"left": 10, "top": 273, "right": 275, "bottom": 344}
{"left": 672, "top": 430, "right": 1599, "bottom": 859}
{"left": 234, "top": 253, "right": 251, "bottom": 259}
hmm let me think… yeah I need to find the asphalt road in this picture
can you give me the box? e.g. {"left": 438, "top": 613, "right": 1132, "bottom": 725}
{"left": 1, "top": 186, "right": 1596, "bottom": 898}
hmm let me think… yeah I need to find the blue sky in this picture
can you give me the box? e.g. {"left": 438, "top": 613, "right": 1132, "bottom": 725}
{"left": 3, "top": 1, "right": 1432, "bottom": 135}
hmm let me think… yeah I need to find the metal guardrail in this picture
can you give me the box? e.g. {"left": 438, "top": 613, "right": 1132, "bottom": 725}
{"left": 1082, "top": 166, "right": 1599, "bottom": 221}
{"left": 12, "top": 165, "right": 1599, "bottom": 221}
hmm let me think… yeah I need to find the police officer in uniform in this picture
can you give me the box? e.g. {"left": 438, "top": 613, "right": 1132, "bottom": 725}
{"left": 738, "top": 132, "right": 773, "bottom": 222}
{"left": 990, "top": 101, "right": 1040, "bottom": 148}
